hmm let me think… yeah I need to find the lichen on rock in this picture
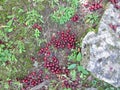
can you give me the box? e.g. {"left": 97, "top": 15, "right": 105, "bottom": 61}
{"left": 81, "top": 3, "right": 120, "bottom": 87}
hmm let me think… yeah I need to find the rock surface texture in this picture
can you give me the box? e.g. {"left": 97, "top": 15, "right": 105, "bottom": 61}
{"left": 81, "top": 3, "right": 120, "bottom": 87}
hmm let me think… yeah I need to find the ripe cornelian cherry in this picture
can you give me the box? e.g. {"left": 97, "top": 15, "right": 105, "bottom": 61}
{"left": 71, "top": 14, "right": 79, "bottom": 22}
{"left": 32, "top": 23, "right": 42, "bottom": 31}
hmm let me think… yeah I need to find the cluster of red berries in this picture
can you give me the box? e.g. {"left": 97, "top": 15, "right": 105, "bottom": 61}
{"left": 38, "top": 30, "right": 76, "bottom": 51}
{"left": 20, "top": 70, "right": 43, "bottom": 90}
{"left": 38, "top": 47, "right": 69, "bottom": 75}
{"left": 89, "top": 3, "right": 102, "bottom": 11}
{"left": 38, "top": 30, "right": 76, "bottom": 75}
{"left": 63, "top": 80, "right": 79, "bottom": 89}
{"left": 38, "top": 45, "right": 51, "bottom": 57}
{"left": 44, "top": 56, "right": 69, "bottom": 75}
{"left": 50, "top": 30, "right": 76, "bottom": 49}
{"left": 32, "top": 23, "right": 42, "bottom": 31}
{"left": 71, "top": 14, "right": 79, "bottom": 22}
{"left": 83, "top": 1, "right": 103, "bottom": 11}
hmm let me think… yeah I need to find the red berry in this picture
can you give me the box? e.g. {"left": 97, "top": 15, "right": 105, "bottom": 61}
{"left": 30, "top": 56, "right": 35, "bottom": 61}
{"left": 115, "top": 4, "right": 120, "bottom": 9}
{"left": 71, "top": 14, "right": 79, "bottom": 22}
{"left": 45, "top": 75, "right": 49, "bottom": 79}
{"left": 32, "top": 23, "right": 38, "bottom": 28}
{"left": 44, "top": 47, "right": 48, "bottom": 51}
{"left": 84, "top": 3, "right": 89, "bottom": 7}
{"left": 31, "top": 72, "right": 36, "bottom": 76}
{"left": 37, "top": 25, "right": 42, "bottom": 31}
{"left": 43, "top": 57, "right": 47, "bottom": 61}
{"left": 0, "top": 40, "right": 4, "bottom": 44}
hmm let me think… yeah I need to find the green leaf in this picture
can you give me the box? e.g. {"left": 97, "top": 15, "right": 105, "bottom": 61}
{"left": 76, "top": 52, "right": 82, "bottom": 61}
{"left": 86, "top": 19, "right": 90, "bottom": 23}
{"left": 4, "top": 27, "right": 13, "bottom": 33}
{"left": 50, "top": 7, "right": 75, "bottom": 24}
{"left": 82, "top": 69, "right": 89, "bottom": 75}
{"left": 7, "top": 28, "right": 13, "bottom": 32}
{"left": 7, "top": 19, "right": 13, "bottom": 26}
{"left": 68, "top": 64, "right": 76, "bottom": 69}
{"left": 7, "top": 15, "right": 14, "bottom": 19}
{"left": 70, "top": 70, "right": 76, "bottom": 80}
{"left": 77, "top": 65, "right": 82, "bottom": 72}
{"left": 77, "top": 65, "right": 89, "bottom": 75}
{"left": 80, "top": 73, "right": 84, "bottom": 79}
{"left": 34, "top": 29, "right": 41, "bottom": 38}
{"left": 68, "top": 49, "right": 77, "bottom": 61}
{"left": 18, "top": 8, "right": 24, "bottom": 13}
{"left": 68, "top": 54, "right": 76, "bottom": 60}
{"left": 4, "top": 83, "right": 9, "bottom": 89}
{"left": 17, "top": 41, "right": 25, "bottom": 53}
{"left": 11, "top": 55, "right": 17, "bottom": 61}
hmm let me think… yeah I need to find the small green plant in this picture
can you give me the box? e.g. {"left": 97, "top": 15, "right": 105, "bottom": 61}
{"left": 49, "top": 0, "right": 59, "bottom": 8}
{"left": 0, "top": 29, "right": 17, "bottom": 65}
{"left": 16, "top": 41, "right": 26, "bottom": 53}
{"left": 70, "top": 69, "right": 77, "bottom": 80}
{"left": 85, "top": 13, "right": 100, "bottom": 25}
{"left": 34, "top": 29, "right": 41, "bottom": 38}
{"left": 4, "top": 19, "right": 14, "bottom": 33}
{"left": 0, "top": 44, "right": 17, "bottom": 65}
{"left": 50, "top": 0, "right": 79, "bottom": 24}
{"left": 70, "top": 0, "right": 79, "bottom": 8}
{"left": 0, "top": 29, "right": 8, "bottom": 42}
{"left": 67, "top": 48, "right": 89, "bottom": 81}
{"left": 50, "top": 6, "right": 75, "bottom": 24}
{"left": 68, "top": 49, "right": 82, "bottom": 62}
{"left": 69, "top": 64, "right": 89, "bottom": 80}
{"left": 25, "top": 9, "right": 44, "bottom": 26}
{"left": 77, "top": 65, "right": 89, "bottom": 75}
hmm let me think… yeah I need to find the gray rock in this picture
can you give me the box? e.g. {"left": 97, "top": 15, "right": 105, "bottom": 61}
{"left": 81, "top": 3, "right": 120, "bottom": 87}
